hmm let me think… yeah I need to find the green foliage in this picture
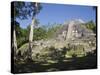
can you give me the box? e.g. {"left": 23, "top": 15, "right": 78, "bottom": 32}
{"left": 12, "top": 1, "right": 42, "bottom": 19}
{"left": 33, "top": 27, "right": 47, "bottom": 40}
{"left": 15, "top": 24, "right": 29, "bottom": 48}
{"left": 16, "top": 23, "right": 63, "bottom": 48}
{"left": 46, "top": 24, "right": 63, "bottom": 38}
{"left": 86, "top": 20, "right": 96, "bottom": 33}
{"left": 33, "top": 24, "right": 63, "bottom": 40}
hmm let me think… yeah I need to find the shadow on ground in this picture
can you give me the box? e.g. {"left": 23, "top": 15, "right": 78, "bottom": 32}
{"left": 14, "top": 52, "right": 97, "bottom": 74}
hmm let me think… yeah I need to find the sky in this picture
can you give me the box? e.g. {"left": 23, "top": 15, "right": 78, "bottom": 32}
{"left": 16, "top": 3, "right": 96, "bottom": 28}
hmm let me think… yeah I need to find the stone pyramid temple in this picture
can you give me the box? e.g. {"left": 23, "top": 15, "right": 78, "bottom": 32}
{"left": 56, "top": 19, "right": 95, "bottom": 41}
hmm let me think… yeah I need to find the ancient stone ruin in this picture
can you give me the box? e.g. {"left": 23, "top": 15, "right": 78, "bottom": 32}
{"left": 56, "top": 19, "right": 95, "bottom": 41}
{"left": 17, "top": 19, "right": 96, "bottom": 62}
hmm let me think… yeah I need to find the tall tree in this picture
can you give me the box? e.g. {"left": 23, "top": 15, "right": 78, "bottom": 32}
{"left": 11, "top": 1, "right": 42, "bottom": 59}
{"left": 29, "top": 3, "right": 41, "bottom": 59}
{"left": 11, "top": 21, "right": 19, "bottom": 55}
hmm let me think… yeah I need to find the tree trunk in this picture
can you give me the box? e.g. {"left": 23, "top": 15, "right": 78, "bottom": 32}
{"left": 13, "top": 28, "right": 17, "bottom": 56}
{"left": 28, "top": 2, "right": 38, "bottom": 60}
{"left": 28, "top": 18, "right": 35, "bottom": 59}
